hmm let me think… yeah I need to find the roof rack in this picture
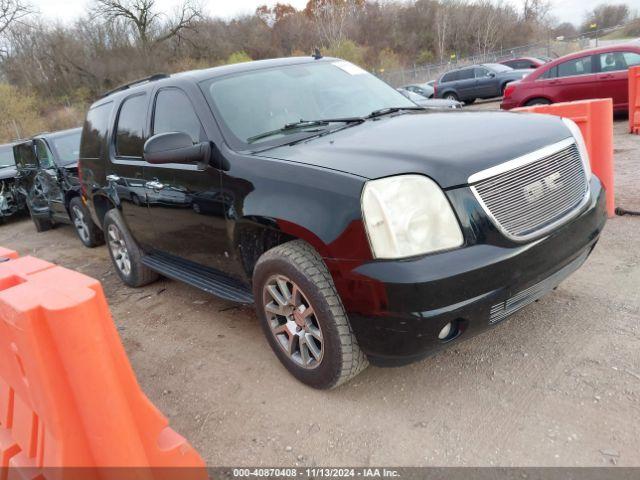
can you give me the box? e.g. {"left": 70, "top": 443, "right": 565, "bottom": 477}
{"left": 100, "top": 73, "right": 169, "bottom": 98}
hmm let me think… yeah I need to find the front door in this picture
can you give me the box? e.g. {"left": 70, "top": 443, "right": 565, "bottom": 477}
{"left": 596, "top": 50, "right": 640, "bottom": 110}
{"left": 34, "top": 138, "right": 66, "bottom": 220}
{"left": 144, "top": 87, "right": 238, "bottom": 277}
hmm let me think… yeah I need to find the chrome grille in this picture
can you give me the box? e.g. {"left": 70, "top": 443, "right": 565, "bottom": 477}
{"left": 472, "top": 141, "right": 588, "bottom": 239}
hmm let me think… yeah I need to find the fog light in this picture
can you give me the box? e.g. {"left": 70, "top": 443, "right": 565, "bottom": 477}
{"left": 438, "top": 322, "right": 453, "bottom": 340}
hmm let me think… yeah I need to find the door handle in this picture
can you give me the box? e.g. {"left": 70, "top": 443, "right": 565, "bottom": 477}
{"left": 106, "top": 174, "right": 120, "bottom": 182}
{"left": 145, "top": 180, "right": 164, "bottom": 190}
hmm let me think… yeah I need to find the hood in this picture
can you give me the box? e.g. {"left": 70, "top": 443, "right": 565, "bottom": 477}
{"left": 501, "top": 68, "right": 533, "bottom": 78}
{"left": 256, "top": 110, "right": 571, "bottom": 188}
{"left": 417, "top": 98, "right": 462, "bottom": 109}
{"left": 0, "top": 166, "right": 18, "bottom": 180}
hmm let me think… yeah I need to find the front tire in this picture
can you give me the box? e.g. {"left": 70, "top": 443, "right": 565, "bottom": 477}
{"left": 253, "top": 240, "right": 368, "bottom": 389}
{"left": 69, "top": 197, "right": 104, "bottom": 248}
{"left": 103, "top": 209, "right": 159, "bottom": 287}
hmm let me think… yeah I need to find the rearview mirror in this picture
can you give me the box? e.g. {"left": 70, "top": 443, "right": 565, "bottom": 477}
{"left": 488, "top": 72, "right": 496, "bottom": 78}
{"left": 143, "top": 132, "right": 211, "bottom": 165}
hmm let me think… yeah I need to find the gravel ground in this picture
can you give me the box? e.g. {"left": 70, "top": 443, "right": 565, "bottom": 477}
{"left": 0, "top": 105, "right": 638, "bottom": 467}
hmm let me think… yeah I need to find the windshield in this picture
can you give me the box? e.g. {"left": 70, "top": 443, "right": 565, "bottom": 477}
{"left": 202, "top": 61, "right": 415, "bottom": 146}
{"left": 0, "top": 146, "right": 15, "bottom": 168}
{"left": 486, "top": 63, "right": 513, "bottom": 73}
{"left": 50, "top": 131, "right": 81, "bottom": 166}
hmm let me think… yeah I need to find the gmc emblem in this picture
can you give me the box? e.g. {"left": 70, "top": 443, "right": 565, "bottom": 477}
{"left": 523, "top": 172, "right": 563, "bottom": 203}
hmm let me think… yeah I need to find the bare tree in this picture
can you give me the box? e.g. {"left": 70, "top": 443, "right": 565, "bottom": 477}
{"left": 0, "top": 0, "right": 31, "bottom": 36}
{"left": 93, "top": 0, "right": 202, "bottom": 47}
{"left": 304, "top": 0, "right": 363, "bottom": 48}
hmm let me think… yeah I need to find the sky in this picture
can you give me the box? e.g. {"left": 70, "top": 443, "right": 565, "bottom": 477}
{"left": 29, "top": 0, "right": 640, "bottom": 25}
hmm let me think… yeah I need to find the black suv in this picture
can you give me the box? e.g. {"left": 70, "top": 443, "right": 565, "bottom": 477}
{"left": 435, "top": 63, "right": 532, "bottom": 103}
{"left": 13, "top": 128, "right": 103, "bottom": 247}
{"left": 0, "top": 142, "right": 26, "bottom": 222}
{"left": 79, "top": 57, "right": 606, "bottom": 389}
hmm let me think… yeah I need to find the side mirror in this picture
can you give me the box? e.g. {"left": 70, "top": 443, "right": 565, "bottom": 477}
{"left": 143, "top": 132, "right": 211, "bottom": 165}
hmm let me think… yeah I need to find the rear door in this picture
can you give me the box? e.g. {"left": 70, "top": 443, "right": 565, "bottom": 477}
{"left": 546, "top": 54, "right": 597, "bottom": 103}
{"left": 456, "top": 68, "right": 476, "bottom": 100}
{"left": 107, "top": 92, "right": 157, "bottom": 248}
{"left": 596, "top": 50, "right": 640, "bottom": 110}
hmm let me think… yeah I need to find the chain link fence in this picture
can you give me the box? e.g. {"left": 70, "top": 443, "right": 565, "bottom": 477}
{"left": 378, "top": 25, "right": 631, "bottom": 88}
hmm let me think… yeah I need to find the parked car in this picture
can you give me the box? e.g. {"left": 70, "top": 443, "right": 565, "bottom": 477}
{"left": 13, "top": 128, "right": 104, "bottom": 247}
{"left": 435, "top": 63, "right": 533, "bottom": 103}
{"left": 501, "top": 44, "right": 640, "bottom": 111}
{"left": 500, "top": 56, "right": 549, "bottom": 70}
{"left": 397, "top": 88, "right": 462, "bottom": 109}
{"left": 79, "top": 56, "right": 606, "bottom": 389}
{"left": 400, "top": 82, "right": 434, "bottom": 98}
{"left": 0, "top": 142, "right": 26, "bottom": 222}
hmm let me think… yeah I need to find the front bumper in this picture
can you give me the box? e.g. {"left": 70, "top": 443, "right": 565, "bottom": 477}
{"left": 345, "top": 177, "right": 606, "bottom": 366}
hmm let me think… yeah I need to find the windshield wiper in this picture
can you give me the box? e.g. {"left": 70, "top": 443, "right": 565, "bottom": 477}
{"left": 247, "top": 118, "right": 364, "bottom": 144}
{"left": 367, "top": 106, "right": 425, "bottom": 118}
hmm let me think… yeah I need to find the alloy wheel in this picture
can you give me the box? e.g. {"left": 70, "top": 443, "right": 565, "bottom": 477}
{"left": 107, "top": 224, "right": 131, "bottom": 276}
{"left": 71, "top": 205, "right": 90, "bottom": 243}
{"left": 263, "top": 275, "right": 323, "bottom": 369}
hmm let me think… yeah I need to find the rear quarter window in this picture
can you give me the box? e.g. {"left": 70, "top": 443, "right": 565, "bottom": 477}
{"left": 80, "top": 101, "right": 113, "bottom": 159}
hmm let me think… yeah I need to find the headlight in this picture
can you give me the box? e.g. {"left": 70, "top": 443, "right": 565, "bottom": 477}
{"left": 562, "top": 118, "right": 592, "bottom": 180}
{"left": 361, "top": 175, "right": 464, "bottom": 259}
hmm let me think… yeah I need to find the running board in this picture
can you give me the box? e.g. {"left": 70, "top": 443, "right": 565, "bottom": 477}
{"left": 141, "top": 252, "right": 254, "bottom": 304}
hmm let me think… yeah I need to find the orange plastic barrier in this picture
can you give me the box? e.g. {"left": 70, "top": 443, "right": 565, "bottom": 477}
{"left": 513, "top": 98, "right": 615, "bottom": 218}
{"left": 629, "top": 66, "right": 640, "bottom": 134}
{"left": 0, "top": 251, "right": 206, "bottom": 479}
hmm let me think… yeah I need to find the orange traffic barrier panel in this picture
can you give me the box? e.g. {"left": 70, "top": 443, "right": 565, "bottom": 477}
{"left": 629, "top": 65, "right": 640, "bottom": 134}
{"left": 513, "top": 98, "right": 615, "bottom": 218}
{"left": 0, "top": 251, "right": 206, "bottom": 480}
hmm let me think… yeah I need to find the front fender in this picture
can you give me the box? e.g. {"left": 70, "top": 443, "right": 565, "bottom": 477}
{"left": 226, "top": 154, "right": 373, "bottom": 262}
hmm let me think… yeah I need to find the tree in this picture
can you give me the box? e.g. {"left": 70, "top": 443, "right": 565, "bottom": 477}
{"left": 581, "top": 3, "right": 630, "bottom": 33}
{"left": 0, "top": 0, "right": 32, "bottom": 55}
{"left": 304, "top": 0, "right": 363, "bottom": 48}
{"left": 93, "top": 0, "right": 202, "bottom": 47}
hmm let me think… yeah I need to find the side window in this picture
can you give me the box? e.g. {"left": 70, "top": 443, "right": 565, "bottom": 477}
{"left": 80, "top": 101, "right": 113, "bottom": 159}
{"left": 116, "top": 94, "right": 147, "bottom": 158}
{"left": 540, "top": 66, "right": 558, "bottom": 79}
{"left": 459, "top": 69, "right": 474, "bottom": 80}
{"left": 153, "top": 89, "right": 206, "bottom": 143}
{"left": 474, "top": 67, "right": 490, "bottom": 78}
{"left": 557, "top": 56, "right": 593, "bottom": 78}
{"left": 622, "top": 51, "right": 640, "bottom": 68}
{"left": 35, "top": 140, "right": 53, "bottom": 169}
{"left": 442, "top": 71, "right": 458, "bottom": 83}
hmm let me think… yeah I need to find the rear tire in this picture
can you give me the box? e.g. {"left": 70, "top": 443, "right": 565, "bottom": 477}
{"left": 103, "top": 209, "right": 159, "bottom": 287}
{"left": 69, "top": 197, "right": 104, "bottom": 248}
{"left": 526, "top": 97, "right": 551, "bottom": 106}
{"left": 253, "top": 240, "right": 368, "bottom": 389}
{"left": 444, "top": 92, "right": 459, "bottom": 102}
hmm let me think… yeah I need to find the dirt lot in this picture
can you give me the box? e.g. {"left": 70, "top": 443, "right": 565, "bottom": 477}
{"left": 0, "top": 105, "right": 638, "bottom": 467}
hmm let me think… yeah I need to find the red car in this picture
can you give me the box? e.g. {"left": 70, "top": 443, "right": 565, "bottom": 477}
{"left": 500, "top": 56, "right": 548, "bottom": 70}
{"left": 501, "top": 44, "right": 640, "bottom": 112}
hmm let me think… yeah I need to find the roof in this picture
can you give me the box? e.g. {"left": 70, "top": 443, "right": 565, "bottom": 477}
{"left": 33, "top": 127, "right": 82, "bottom": 140}
{"left": 94, "top": 56, "right": 337, "bottom": 105}
{"left": 548, "top": 42, "right": 640, "bottom": 64}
